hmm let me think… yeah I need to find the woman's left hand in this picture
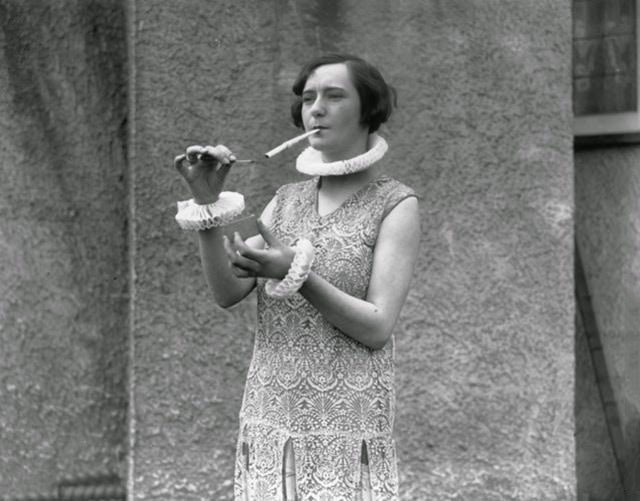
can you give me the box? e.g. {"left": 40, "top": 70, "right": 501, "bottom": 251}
{"left": 222, "top": 220, "right": 296, "bottom": 279}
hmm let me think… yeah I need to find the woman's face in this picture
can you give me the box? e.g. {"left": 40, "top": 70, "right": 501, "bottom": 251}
{"left": 301, "top": 63, "right": 370, "bottom": 161}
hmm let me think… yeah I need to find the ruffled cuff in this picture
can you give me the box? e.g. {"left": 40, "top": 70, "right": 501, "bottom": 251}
{"left": 175, "top": 191, "right": 245, "bottom": 231}
{"left": 265, "top": 239, "right": 315, "bottom": 298}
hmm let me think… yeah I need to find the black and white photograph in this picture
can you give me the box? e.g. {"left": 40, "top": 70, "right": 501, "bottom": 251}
{"left": 0, "top": 1, "right": 638, "bottom": 500}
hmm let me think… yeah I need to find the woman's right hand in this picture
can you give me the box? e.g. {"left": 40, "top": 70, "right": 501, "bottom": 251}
{"left": 174, "top": 144, "right": 236, "bottom": 204}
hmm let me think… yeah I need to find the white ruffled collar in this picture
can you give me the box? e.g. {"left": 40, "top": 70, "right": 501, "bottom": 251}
{"left": 295, "top": 134, "right": 388, "bottom": 176}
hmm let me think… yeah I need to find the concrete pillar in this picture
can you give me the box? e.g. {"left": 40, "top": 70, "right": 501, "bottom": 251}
{"left": 0, "top": 0, "right": 128, "bottom": 495}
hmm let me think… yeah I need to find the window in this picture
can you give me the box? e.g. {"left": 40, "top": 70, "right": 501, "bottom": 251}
{"left": 573, "top": 0, "right": 639, "bottom": 137}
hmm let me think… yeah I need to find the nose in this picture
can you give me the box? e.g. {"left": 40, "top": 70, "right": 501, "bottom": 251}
{"left": 309, "top": 96, "right": 325, "bottom": 117}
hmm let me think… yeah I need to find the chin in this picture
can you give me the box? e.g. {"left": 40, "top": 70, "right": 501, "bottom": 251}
{"left": 308, "top": 136, "right": 328, "bottom": 150}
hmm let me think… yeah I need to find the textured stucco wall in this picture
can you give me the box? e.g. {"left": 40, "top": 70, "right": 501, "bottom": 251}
{"left": 575, "top": 146, "right": 640, "bottom": 499}
{"left": 0, "top": 0, "right": 128, "bottom": 495}
{"left": 130, "top": 0, "right": 574, "bottom": 499}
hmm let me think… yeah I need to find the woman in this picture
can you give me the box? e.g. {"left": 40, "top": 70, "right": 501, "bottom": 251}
{"left": 174, "top": 54, "right": 420, "bottom": 500}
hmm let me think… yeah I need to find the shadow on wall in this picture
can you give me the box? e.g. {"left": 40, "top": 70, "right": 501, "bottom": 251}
{"left": 574, "top": 143, "right": 640, "bottom": 501}
{"left": 626, "top": 420, "right": 640, "bottom": 500}
{"left": 575, "top": 243, "right": 639, "bottom": 501}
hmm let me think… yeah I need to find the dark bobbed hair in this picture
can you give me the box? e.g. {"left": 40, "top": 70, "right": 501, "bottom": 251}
{"left": 290, "top": 54, "right": 397, "bottom": 133}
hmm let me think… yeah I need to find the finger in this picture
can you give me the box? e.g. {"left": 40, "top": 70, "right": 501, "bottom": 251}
{"left": 232, "top": 231, "right": 253, "bottom": 257}
{"left": 215, "top": 163, "right": 232, "bottom": 182}
{"left": 201, "top": 145, "right": 220, "bottom": 162}
{"left": 186, "top": 145, "right": 205, "bottom": 156}
{"left": 223, "top": 235, "right": 261, "bottom": 271}
{"left": 232, "top": 251, "right": 262, "bottom": 272}
{"left": 174, "top": 154, "right": 187, "bottom": 171}
{"left": 223, "top": 235, "right": 239, "bottom": 262}
{"left": 257, "top": 219, "right": 280, "bottom": 248}
{"left": 186, "top": 145, "right": 205, "bottom": 163}
{"left": 233, "top": 232, "right": 269, "bottom": 263}
{"left": 199, "top": 150, "right": 219, "bottom": 166}
{"left": 218, "top": 145, "right": 236, "bottom": 164}
{"left": 204, "top": 145, "right": 234, "bottom": 165}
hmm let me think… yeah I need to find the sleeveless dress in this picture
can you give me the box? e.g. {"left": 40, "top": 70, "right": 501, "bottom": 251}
{"left": 234, "top": 175, "right": 417, "bottom": 501}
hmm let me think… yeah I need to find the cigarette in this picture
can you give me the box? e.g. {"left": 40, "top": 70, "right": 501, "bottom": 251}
{"left": 233, "top": 159, "right": 255, "bottom": 164}
{"left": 264, "top": 129, "right": 319, "bottom": 158}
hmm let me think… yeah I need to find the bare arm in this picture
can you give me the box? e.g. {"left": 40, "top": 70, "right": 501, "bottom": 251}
{"left": 197, "top": 198, "right": 275, "bottom": 308}
{"left": 298, "top": 197, "right": 420, "bottom": 349}
{"left": 174, "top": 143, "right": 276, "bottom": 308}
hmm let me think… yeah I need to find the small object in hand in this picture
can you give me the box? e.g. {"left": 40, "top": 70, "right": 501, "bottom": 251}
{"left": 199, "top": 150, "right": 254, "bottom": 165}
{"left": 221, "top": 214, "right": 259, "bottom": 240}
{"left": 264, "top": 129, "right": 320, "bottom": 159}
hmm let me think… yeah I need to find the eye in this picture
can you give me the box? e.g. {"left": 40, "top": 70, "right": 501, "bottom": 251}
{"left": 302, "top": 93, "right": 315, "bottom": 104}
{"left": 327, "top": 91, "right": 345, "bottom": 100}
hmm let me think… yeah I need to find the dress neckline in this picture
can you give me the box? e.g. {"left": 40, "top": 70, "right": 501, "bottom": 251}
{"left": 311, "top": 175, "right": 390, "bottom": 219}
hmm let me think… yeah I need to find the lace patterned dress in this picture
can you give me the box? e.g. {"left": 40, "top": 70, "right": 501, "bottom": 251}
{"left": 235, "top": 176, "right": 417, "bottom": 500}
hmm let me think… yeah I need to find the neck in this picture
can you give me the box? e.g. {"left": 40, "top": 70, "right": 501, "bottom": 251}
{"left": 320, "top": 131, "right": 369, "bottom": 163}
{"left": 319, "top": 164, "right": 381, "bottom": 193}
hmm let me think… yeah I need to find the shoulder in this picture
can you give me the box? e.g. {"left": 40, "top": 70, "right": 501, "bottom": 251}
{"left": 377, "top": 176, "right": 417, "bottom": 195}
{"left": 376, "top": 180, "right": 420, "bottom": 248}
{"left": 372, "top": 177, "right": 419, "bottom": 220}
